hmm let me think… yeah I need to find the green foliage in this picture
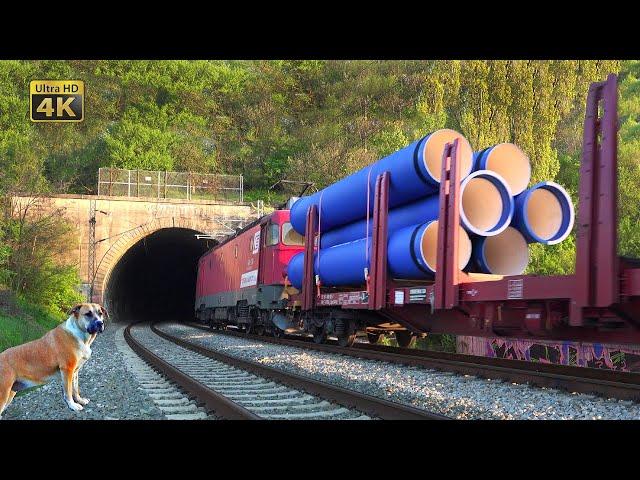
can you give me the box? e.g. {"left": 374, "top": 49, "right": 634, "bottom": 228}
{"left": 617, "top": 61, "right": 640, "bottom": 259}
{"left": 371, "top": 123, "right": 409, "bottom": 157}
{"left": 526, "top": 235, "right": 576, "bottom": 275}
{"left": 0, "top": 60, "right": 625, "bottom": 197}
{"left": 415, "top": 333, "right": 457, "bottom": 353}
{"left": 0, "top": 291, "right": 61, "bottom": 352}
{"left": 104, "top": 108, "right": 177, "bottom": 171}
{"left": 0, "top": 196, "right": 84, "bottom": 318}
{"left": 243, "top": 188, "right": 288, "bottom": 208}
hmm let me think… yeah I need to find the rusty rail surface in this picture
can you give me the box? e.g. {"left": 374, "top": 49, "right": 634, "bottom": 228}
{"left": 186, "top": 322, "right": 640, "bottom": 402}
{"left": 151, "top": 324, "right": 449, "bottom": 420}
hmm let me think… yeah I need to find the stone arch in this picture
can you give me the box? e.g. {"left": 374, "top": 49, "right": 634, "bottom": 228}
{"left": 91, "top": 216, "right": 207, "bottom": 304}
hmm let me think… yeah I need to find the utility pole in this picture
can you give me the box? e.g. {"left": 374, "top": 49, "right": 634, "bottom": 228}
{"left": 88, "top": 199, "right": 96, "bottom": 301}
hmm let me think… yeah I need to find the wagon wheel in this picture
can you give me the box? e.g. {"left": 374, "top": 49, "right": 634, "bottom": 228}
{"left": 337, "top": 332, "right": 356, "bottom": 347}
{"left": 395, "top": 330, "right": 416, "bottom": 348}
{"left": 337, "top": 321, "right": 357, "bottom": 348}
{"left": 312, "top": 328, "right": 327, "bottom": 344}
{"left": 367, "top": 332, "right": 381, "bottom": 344}
{"left": 254, "top": 324, "right": 265, "bottom": 336}
{"left": 273, "top": 326, "right": 284, "bottom": 338}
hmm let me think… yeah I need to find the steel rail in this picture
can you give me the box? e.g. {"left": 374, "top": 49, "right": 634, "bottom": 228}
{"left": 186, "top": 322, "right": 640, "bottom": 402}
{"left": 124, "top": 324, "right": 260, "bottom": 420}
{"left": 151, "top": 323, "right": 449, "bottom": 420}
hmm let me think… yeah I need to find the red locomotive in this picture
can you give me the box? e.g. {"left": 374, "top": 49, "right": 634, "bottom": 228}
{"left": 196, "top": 74, "right": 640, "bottom": 349}
{"left": 195, "top": 209, "right": 305, "bottom": 335}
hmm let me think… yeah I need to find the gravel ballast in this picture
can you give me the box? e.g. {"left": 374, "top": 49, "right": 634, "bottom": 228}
{"left": 157, "top": 322, "right": 640, "bottom": 420}
{"left": 2, "top": 323, "right": 167, "bottom": 420}
{"left": 130, "top": 324, "right": 370, "bottom": 419}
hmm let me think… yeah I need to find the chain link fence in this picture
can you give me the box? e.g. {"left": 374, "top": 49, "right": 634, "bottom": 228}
{"left": 97, "top": 168, "right": 243, "bottom": 203}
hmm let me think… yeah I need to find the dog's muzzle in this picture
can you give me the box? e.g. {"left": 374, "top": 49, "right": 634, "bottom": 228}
{"left": 87, "top": 319, "right": 105, "bottom": 334}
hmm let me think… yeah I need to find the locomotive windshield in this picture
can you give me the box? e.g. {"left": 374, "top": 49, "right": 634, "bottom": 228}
{"left": 266, "top": 223, "right": 279, "bottom": 246}
{"left": 282, "top": 222, "right": 304, "bottom": 246}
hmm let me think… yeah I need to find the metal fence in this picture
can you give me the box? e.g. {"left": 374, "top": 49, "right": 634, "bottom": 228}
{"left": 97, "top": 168, "right": 243, "bottom": 203}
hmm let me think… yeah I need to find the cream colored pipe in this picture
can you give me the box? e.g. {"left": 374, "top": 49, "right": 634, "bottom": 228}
{"left": 460, "top": 170, "right": 514, "bottom": 236}
{"left": 419, "top": 220, "right": 472, "bottom": 273}
{"left": 513, "top": 181, "right": 575, "bottom": 245}
{"left": 472, "top": 226, "right": 529, "bottom": 275}
{"left": 475, "top": 143, "right": 531, "bottom": 196}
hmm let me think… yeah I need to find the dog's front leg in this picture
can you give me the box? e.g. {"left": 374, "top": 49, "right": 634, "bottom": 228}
{"left": 72, "top": 369, "right": 89, "bottom": 405}
{"left": 0, "top": 376, "right": 15, "bottom": 419}
{"left": 61, "top": 369, "right": 83, "bottom": 411}
{"left": 5, "top": 390, "right": 16, "bottom": 410}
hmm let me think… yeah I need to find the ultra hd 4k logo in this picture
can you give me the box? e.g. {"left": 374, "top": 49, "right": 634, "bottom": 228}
{"left": 30, "top": 80, "right": 84, "bottom": 122}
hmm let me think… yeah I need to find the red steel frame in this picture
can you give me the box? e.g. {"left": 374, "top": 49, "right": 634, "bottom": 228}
{"left": 368, "top": 172, "right": 390, "bottom": 310}
{"left": 301, "top": 204, "right": 318, "bottom": 311}
{"left": 571, "top": 73, "right": 619, "bottom": 325}
{"left": 434, "top": 138, "right": 462, "bottom": 310}
{"left": 297, "top": 74, "right": 640, "bottom": 343}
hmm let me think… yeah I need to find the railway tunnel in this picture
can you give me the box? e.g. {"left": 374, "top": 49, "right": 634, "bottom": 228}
{"left": 104, "top": 228, "right": 215, "bottom": 323}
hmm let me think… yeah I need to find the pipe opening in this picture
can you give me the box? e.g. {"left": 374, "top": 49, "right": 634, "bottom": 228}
{"left": 482, "top": 227, "right": 529, "bottom": 275}
{"left": 526, "top": 188, "right": 562, "bottom": 240}
{"left": 423, "top": 129, "right": 474, "bottom": 182}
{"left": 483, "top": 143, "right": 531, "bottom": 195}
{"left": 420, "top": 221, "right": 472, "bottom": 272}
{"left": 460, "top": 171, "right": 513, "bottom": 236}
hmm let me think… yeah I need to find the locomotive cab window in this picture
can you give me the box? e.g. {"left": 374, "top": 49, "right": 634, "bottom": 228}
{"left": 266, "top": 223, "right": 280, "bottom": 246}
{"left": 282, "top": 222, "right": 304, "bottom": 246}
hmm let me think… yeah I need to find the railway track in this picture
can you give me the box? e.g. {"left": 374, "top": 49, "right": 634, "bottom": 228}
{"left": 186, "top": 322, "right": 640, "bottom": 403}
{"left": 124, "top": 323, "right": 448, "bottom": 420}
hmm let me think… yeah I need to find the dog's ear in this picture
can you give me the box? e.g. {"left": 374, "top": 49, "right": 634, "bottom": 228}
{"left": 99, "top": 305, "right": 109, "bottom": 319}
{"left": 68, "top": 304, "right": 82, "bottom": 318}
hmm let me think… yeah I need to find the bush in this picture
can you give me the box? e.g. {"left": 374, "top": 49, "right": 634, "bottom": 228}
{"left": 0, "top": 195, "right": 84, "bottom": 319}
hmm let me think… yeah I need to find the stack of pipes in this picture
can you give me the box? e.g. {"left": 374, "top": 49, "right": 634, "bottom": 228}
{"left": 286, "top": 129, "right": 574, "bottom": 290}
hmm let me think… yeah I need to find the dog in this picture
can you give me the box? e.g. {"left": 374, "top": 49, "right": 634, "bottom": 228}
{"left": 0, "top": 303, "right": 107, "bottom": 418}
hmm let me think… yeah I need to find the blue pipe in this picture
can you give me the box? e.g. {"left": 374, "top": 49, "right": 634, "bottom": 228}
{"left": 320, "top": 194, "right": 440, "bottom": 248}
{"left": 290, "top": 130, "right": 474, "bottom": 235}
{"left": 288, "top": 221, "right": 471, "bottom": 289}
{"left": 286, "top": 252, "right": 305, "bottom": 290}
{"left": 314, "top": 238, "right": 371, "bottom": 287}
{"left": 512, "top": 181, "right": 575, "bottom": 245}
{"left": 387, "top": 222, "right": 439, "bottom": 279}
{"left": 319, "top": 169, "right": 513, "bottom": 248}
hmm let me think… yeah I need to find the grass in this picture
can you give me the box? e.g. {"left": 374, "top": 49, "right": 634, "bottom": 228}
{"left": 243, "top": 188, "right": 291, "bottom": 207}
{"left": 0, "top": 290, "right": 62, "bottom": 353}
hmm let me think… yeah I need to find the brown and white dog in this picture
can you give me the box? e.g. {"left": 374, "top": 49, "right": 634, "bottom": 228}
{"left": 0, "top": 303, "right": 107, "bottom": 418}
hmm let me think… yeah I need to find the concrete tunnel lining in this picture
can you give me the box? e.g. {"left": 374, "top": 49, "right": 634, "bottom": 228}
{"left": 103, "top": 228, "right": 214, "bottom": 323}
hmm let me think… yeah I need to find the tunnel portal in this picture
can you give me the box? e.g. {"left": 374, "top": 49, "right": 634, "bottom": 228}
{"left": 104, "top": 228, "right": 215, "bottom": 323}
